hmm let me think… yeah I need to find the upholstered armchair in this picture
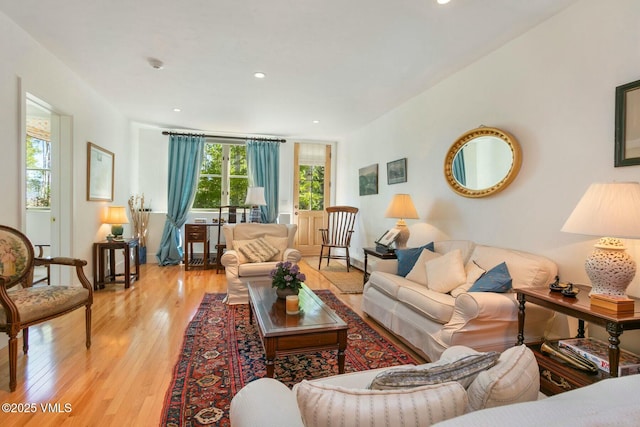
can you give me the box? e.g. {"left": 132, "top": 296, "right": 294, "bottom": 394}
{"left": 220, "top": 223, "right": 301, "bottom": 304}
{"left": 0, "top": 225, "right": 93, "bottom": 392}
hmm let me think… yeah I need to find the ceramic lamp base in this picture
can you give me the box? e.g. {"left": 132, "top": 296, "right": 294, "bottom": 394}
{"left": 585, "top": 237, "right": 636, "bottom": 297}
{"left": 394, "top": 222, "right": 410, "bottom": 249}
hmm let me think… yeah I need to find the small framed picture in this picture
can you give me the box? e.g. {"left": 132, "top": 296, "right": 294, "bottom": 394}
{"left": 376, "top": 228, "right": 401, "bottom": 247}
{"left": 387, "top": 158, "right": 407, "bottom": 185}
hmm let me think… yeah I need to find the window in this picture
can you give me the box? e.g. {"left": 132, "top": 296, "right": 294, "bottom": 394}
{"left": 26, "top": 135, "right": 51, "bottom": 209}
{"left": 192, "top": 142, "right": 248, "bottom": 208}
{"left": 298, "top": 165, "right": 325, "bottom": 210}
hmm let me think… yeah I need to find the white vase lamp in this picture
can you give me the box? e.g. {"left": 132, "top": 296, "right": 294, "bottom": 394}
{"left": 384, "top": 194, "right": 419, "bottom": 249}
{"left": 561, "top": 182, "right": 640, "bottom": 297}
{"left": 245, "top": 186, "right": 267, "bottom": 223}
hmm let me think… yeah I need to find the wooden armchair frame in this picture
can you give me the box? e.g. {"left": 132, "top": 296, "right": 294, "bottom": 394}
{"left": 0, "top": 225, "right": 93, "bottom": 391}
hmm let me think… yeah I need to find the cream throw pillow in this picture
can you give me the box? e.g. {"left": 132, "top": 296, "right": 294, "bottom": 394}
{"left": 450, "top": 261, "right": 486, "bottom": 298}
{"left": 295, "top": 379, "right": 467, "bottom": 427}
{"left": 264, "top": 235, "right": 289, "bottom": 261}
{"left": 405, "top": 249, "right": 441, "bottom": 286}
{"left": 236, "top": 237, "right": 279, "bottom": 263}
{"left": 426, "top": 249, "right": 466, "bottom": 293}
{"left": 466, "top": 344, "right": 540, "bottom": 411}
{"left": 231, "top": 239, "right": 252, "bottom": 263}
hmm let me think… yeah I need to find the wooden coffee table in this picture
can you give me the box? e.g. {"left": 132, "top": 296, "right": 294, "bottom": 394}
{"left": 247, "top": 281, "right": 348, "bottom": 378}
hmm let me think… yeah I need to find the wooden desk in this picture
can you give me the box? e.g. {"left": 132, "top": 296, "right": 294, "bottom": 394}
{"left": 517, "top": 284, "right": 640, "bottom": 378}
{"left": 93, "top": 238, "right": 140, "bottom": 290}
{"left": 362, "top": 247, "right": 397, "bottom": 285}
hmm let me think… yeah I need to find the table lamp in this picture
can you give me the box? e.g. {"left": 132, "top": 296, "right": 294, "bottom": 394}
{"left": 561, "top": 182, "right": 640, "bottom": 296}
{"left": 105, "top": 205, "right": 129, "bottom": 240}
{"left": 384, "top": 194, "right": 419, "bottom": 248}
{"left": 245, "top": 186, "right": 267, "bottom": 223}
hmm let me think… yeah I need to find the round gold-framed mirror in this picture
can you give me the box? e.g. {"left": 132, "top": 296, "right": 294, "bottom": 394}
{"left": 444, "top": 126, "right": 522, "bottom": 198}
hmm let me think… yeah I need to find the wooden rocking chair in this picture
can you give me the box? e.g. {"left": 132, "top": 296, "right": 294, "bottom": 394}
{"left": 318, "top": 206, "right": 359, "bottom": 272}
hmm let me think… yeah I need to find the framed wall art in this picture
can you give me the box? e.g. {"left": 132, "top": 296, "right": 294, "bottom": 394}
{"left": 359, "top": 164, "right": 378, "bottom": 196}
{"left": 87, "top": 142, "right": 114, "bottom": 201}
{"left": 615, "top": 78, "right": 640, "bottom": 167}
{"left": 387, "top": 158, "right": 407, "bottom": 184}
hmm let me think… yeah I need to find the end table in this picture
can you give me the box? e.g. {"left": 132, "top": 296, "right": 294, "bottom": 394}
{"left": 362, "top": 247, "right": 397, "bottom": 285}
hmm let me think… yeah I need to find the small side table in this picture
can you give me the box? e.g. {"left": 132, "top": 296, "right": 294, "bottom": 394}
{"left": 362, "top": 247, "right": 397, "bottom": 285}
{"left": 93, "top": 238, "right": 140, "bottom": 290}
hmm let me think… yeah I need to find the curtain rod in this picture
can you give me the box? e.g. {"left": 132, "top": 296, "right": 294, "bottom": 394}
{"left": 162, "top": 131, "right": 286, "bottom": 143}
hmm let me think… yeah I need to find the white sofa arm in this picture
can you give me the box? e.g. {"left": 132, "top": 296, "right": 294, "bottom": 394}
{"left": 230, "top": 378, "right": 304, "bottom": 427}
{"left": 220, "top": 249, "right": 240, "bottom": 267}
{"left": 371, "top": 259, "right": 398, "bottom": 274}
{"left": 283, "top": 248, "right": 302, "bottom": 263}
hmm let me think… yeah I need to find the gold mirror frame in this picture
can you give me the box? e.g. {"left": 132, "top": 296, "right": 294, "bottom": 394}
{"left": 444, "top": 126, "right": 522, "bottom": 198}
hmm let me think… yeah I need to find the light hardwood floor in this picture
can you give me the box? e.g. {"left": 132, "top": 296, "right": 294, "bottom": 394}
{"left": 0, "top": 259, "right": 424, "bottom": 426}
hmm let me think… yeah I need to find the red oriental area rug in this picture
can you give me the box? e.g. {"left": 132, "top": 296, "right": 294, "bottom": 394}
{"left": 160, "top": 291, "right": 418, "bottom": 426}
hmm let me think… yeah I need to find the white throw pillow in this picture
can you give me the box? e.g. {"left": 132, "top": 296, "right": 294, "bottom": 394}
{"left": 450, "top": 261, "right": 486, "bottom": 298}
{"left": 294, "top": 379, "right": 467, "bottom": 427}
{"left": 236, "top": 237, "right": 279, "bottom": 263}
{"left": 466, "top": 344, "right": 540, "bottom": 411}
{"left": 426, "top": 249, "right": 466, "bottom": 294}
{"left": 405, "top": 249, "right": 441, "bottom": 286}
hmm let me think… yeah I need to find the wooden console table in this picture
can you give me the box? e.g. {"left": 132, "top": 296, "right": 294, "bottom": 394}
{"left": 517, "top": 284, "right": 640, "bottom": 379}
{"left": 93, "top": 238, "right": 140, "bottom": 290}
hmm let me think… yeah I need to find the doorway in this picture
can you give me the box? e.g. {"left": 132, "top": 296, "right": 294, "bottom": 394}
{"left": 24, "top": 94, "right": 72, "bottom": 284}
{"left": 293, "top": 143, "right": 331, "bottom": 256}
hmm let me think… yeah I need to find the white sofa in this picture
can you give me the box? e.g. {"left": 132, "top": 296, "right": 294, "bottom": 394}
{"left": 230, "top": 344, "right": 640, "bottom": 427}
{"left": 362, "top": 240, "right": 558, "bottom": 361}
{"left": 220, "top": 223, "right": 302, "bottom": 304}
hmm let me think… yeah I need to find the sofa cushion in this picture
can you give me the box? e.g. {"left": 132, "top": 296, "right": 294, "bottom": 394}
{"left": 396, "top": 242, "right": 435, "bottom": 277}
{"left": 369, "top": 351, "right": 499, "bottom": 390}
{"left": 426, "top": 249, "right": 466, "bottom": 294}
{"left": 468, "top": 262, "right": 512, "bottom": 293}
{"left": 405, "top": 248, "right": 441, "bottom": 286}
{"left": 264, "top": 235, "right": 289, "bottom": 261}
{"left": 450, "top": 261, "right": 486, "bottom": 298}
{"left": 237, "top": 237, "right": 279, "bottom": 263}
{"left": 396, "top": 282, "right": 455, "bottom": 324}
{"left": 367, "top": 271, "right": 412, "bottom": 299}
{"left": 466, "top": 344, "right": 539, "bottom": 411}
{"left": 294, "top": 379, "right": 467, "bottom": 427}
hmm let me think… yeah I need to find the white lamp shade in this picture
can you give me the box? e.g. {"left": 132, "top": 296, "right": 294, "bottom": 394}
{"left": 561, "top": 182, "right": 640, "bottom": 238}
{"left": 245, "top": 186, "right": 267, "bottom": 206}
{"left": 104, "top": 206, "right": 129, "bottom": 225}
{"left": 385, "top": 194, "right": 419, "bottom": 220}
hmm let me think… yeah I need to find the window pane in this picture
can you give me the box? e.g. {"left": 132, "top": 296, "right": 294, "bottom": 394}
{"left": 299, "top": 165, "right": 324, "bottom": 211}
{"left": 26, "top": 169, "right": 51, "bottom": 208}
{"left": 193, "top": 176, "right": 222, "bottom": 208}
{"left": 229, "top": 145, "right": 247, "bottom": 175}
{"left": 229, "top": 177, "right": 248, "bottom": 206}
{"left": 201, "top": 144, "right": 223, "bottom": 174}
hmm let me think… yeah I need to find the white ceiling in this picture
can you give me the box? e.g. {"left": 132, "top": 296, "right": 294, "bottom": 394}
{"left": 1, "top": 0, "right": 578, "bottom": 140}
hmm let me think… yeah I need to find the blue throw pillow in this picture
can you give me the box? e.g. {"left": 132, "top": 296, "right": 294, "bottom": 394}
{"left": 468, "top": 262, "right": 512, "bottom": 293}
{"left": 395, "top": 242, "right": 435, "bottom": 277}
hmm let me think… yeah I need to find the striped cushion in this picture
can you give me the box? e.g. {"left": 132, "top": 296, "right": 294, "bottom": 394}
{"left": 294, "top": 380, "right": 467, "bottom": 427}
{"left": 237, "top": 237, "right": 279, "bottom": 263}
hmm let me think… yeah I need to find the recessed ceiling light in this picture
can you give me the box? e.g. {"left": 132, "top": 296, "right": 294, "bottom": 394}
{"left": 148, "top": 58, "right": 164, "bottom": 70}
{"left": 437, "top": 0, "right": 450, "bottom": 4}
{"left": 312, "top": 120, "right": 320, "bottom": 124}
{"left": 254, "top": 72, "right": 266, "bottom": 79}
{"left": 173, "top": 108, "right": 181, "bottom": 112}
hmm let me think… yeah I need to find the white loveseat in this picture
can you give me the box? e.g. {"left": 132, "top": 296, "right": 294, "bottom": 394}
{"left": 220, "top": 223, "right": 301, "bottom": 304}
{"left": 362, "top": 240, "right": 558, "bottom": 361}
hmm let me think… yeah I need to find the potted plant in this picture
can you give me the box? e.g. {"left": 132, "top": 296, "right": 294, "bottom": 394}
{"left": 270, "top": 261, "right": 306, "bottom": 299}
{"left": 128, "top": 194, "right": 150, "bottom": 264}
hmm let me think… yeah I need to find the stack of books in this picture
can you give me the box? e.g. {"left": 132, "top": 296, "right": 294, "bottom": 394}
{"left": 590, "top": 294, "right": 635, "bottom": 315}
{"left": 558, "top": 337, "right": 640, "bottom": 376}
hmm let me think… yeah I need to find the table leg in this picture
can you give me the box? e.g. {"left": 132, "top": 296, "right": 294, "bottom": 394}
{"left": 108, "top": 248, "right": 116, "bottom": 283}
{"left": 264, "top": 338, "right": 276, "bottom": 378}
{"left": 134, "top": 243, "right": 140, "bottom": 281}
{"left": 92, "top": 244, "right": 98, "bottom": 290}
{"left": 124, "top": 245, "right": 131, "bottom": 289}
{"left": 577, "top": 319, "right": 585, "bottom": 338}
{"left": 607, "top": 322, "right": 623, "bottom": 377}
{"left": 98, "top": 248, "right": 106, "bottom": 289}
{"left": 363, "top": 252, "right": 369, "bottom": 286}
{"left": 517, "top": 292, "right": 526, "bottom": 345}
{"left": 337, "top": 330, "right": 347, "bottom": 374}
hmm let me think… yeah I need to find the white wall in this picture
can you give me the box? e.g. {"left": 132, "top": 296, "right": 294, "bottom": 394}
{"left": 338, "top": 0, "right": 640, "bottom": 350}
